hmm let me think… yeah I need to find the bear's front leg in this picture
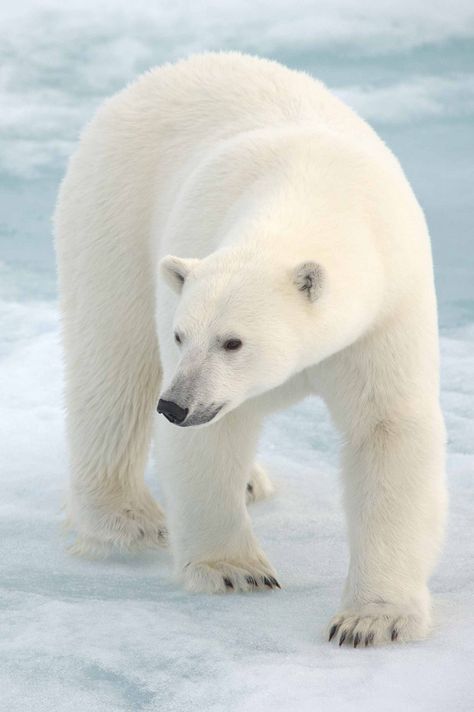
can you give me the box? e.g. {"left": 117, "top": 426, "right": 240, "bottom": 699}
{"left": 317, "top": 314, "right": 448, "bottom": 647}
{"left": 157, "top": 406, "right": 280, "bottom": 593}
{"left": 327, "top": 408, "right": 446, "bottom": 646}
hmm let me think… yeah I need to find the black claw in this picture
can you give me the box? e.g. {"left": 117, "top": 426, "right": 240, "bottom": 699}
{"left": 365, "top": 632, "right": 374, "bottom": 647}
{"left": 391, "top": 628, "right": 398, "bottom": 641}
{"left": 246, "top": 575, "right": 258, "bottom": 587}
{"left": 329, "top": 624, "right": 339, "bottom": 642}
{"left": 269, "top": 576, "right": 281, "bottom": 589}
{"left": 353, "top": 633, "right": 361, "bottom": 648}
{"left": 223, "top": 577, "right": 234, "bottom": 589}
{"left": 339, "top": 631, "right": 347, "bottom": 646}
{"left": 263, "top": 576, "right": 274, "bottom": 588}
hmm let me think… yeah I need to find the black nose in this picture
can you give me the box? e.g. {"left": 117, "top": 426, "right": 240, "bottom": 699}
{"left": 157, "top": 399, "right": 189, "bottom": 424}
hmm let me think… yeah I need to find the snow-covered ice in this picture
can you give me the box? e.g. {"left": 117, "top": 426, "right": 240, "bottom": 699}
{"left": 0, "top": 303, "right": 473, "bottom": 711}
{"left": 1, "top": 1, "right": 473, "bottom": 710}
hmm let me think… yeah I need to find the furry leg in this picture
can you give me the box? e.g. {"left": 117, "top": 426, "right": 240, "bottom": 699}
{"left": 55, "top": 126, "right": 166, "bottom": 556}
{"left": 318, "top": 316, "right": 446, "bottom": 646}
{"left": 157, "top": 405, "right": 279, "bottom": 592}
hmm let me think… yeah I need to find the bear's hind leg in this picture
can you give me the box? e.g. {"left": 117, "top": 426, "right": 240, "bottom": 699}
{"left": 55, "top": 156, "right": 167, "bottom": 556}
{"left": 246, "top": 463, "right": 275, "bottom": 504}
{"left": 66, "top": 489, "right": 167, "bottom": 557}
{"left": 61, "top": 310, "right": 168, "bottom": 557}
{"left": 59, "top": 294, "right": 168, "bottom": 556}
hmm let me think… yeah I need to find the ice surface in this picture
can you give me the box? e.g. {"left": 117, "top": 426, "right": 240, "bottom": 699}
{"left": 1, "top": 1, "right": 473, "bottom": 710}
{"left": 0, "top": 304, "right": 473, "bottom": 712}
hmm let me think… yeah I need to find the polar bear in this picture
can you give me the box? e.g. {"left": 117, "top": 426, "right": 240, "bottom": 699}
{"left": 54, "top": 52, "right": 446, "bottom": 646}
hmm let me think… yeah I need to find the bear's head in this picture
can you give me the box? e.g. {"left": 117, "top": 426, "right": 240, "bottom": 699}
{"left": 157, "top": 248, "right": 325, "bottom": 427}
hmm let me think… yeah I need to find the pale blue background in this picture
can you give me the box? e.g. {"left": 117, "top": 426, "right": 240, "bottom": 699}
{"left": 1, "top": 2, "right": 473, "bottom": 710}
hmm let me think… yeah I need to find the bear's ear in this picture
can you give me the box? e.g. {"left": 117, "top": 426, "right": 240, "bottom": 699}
{"left": 159, "top": 255, "right": 200, "bottom": 293}
{"left": 293, "top": 262, "right": 325, "bottom": 303}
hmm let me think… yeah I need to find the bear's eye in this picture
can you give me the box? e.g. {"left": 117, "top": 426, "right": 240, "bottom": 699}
{"left": 223, "top": 338, "right": 242, "bottom": 351}
{"left": 174, "top": 332, "right": 182, "bottom": 344}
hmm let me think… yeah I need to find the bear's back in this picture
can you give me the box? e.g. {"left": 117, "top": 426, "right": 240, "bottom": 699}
{"left": 90, "top": 52, "right": 382, "bottom": 157}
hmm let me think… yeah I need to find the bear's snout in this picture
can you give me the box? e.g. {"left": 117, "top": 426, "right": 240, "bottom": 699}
{"left": 157, "top": 399, "right": 189, "bottom": 425}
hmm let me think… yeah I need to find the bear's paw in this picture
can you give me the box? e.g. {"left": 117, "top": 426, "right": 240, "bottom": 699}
{"left": 327, "top": 600, "right": 431, "bottom": 647}
{"left": 66, "top": 489, "right": 168, "bottom": 557}
{"left": 246, "top": 463, "right": 275, "bottom": 504}
{"left": 182, "top": 557, "right": 280, "bottom": 594}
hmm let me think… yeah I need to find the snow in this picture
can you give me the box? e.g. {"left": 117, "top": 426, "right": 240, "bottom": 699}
{"left": 0, "top": 303, "right": 473, "bottom": 711}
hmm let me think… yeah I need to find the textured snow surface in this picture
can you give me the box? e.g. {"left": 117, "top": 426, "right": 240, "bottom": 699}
{"left": 0, "top": 303, "right": 473, "bottom": 712}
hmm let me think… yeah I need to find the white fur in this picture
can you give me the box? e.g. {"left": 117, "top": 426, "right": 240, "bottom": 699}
{"left": 54, "top": 52, "right": 446, "bottom": 645}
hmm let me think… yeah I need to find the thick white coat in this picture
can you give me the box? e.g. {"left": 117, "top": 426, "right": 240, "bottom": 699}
{"left": 54, "top": 52, "right": 446, "bottom": 646}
